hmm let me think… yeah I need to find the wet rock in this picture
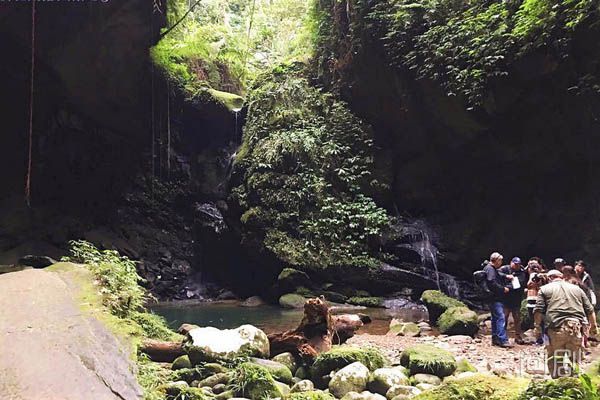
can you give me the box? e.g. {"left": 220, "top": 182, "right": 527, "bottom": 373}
{"left": 279, "top": 293, "right": 307, "bottom": 309}
{"left": 185, "top": 325, "right": 269, "bottom": 363}
{"left": 420, "top": 290, "right": 465, "bottom": 324}
{"left": 275, "top": 381, "right": 291, "bottom": 396}
{"left": 388, "top": 321, "right": 420, "bottom": 337}
{"left": 216, "top": 290, "right": 239, "bottom": 300}
{"left": 241, "top": 296, "right": 265, "bottom": 307}
{"left": 415, "top": 383, "right": 436, "bottom": 391}
{"left": 291, "top": 380, "right": 315, "bottom": 393}
{"left": 368, "top": 367, "right": 409, "bottom": 395}
{"left": 213, "top": 384, "right": 227, "bottom": 394}
{"left": 329, "top": 362, "right": 370, "bottom": 398}
{"left": 295, "top": 366, "right": 310, "bottom": 380}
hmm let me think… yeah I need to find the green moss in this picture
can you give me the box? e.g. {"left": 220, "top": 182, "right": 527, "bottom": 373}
{"left": 230, "top": 65, "right": 391, "bottom": 271}
{"left": 517, "top": 377, "right": 588, "bottom": 400}
{"left": 176, "top": 387, "right": 214, "bottom": 400}
{"left": 420, "top": 290, "right": 466, "bottom": 324}
{"left": 249, "top": 358, "right": 293, "bottom": 384}
{"left": 130, "top": 311, "right": 181, "bottom": 342}
{"left": 279, "top": 293, "right": 307, "bottom": 309}
{"left": 172, "top": 355, "right": 192, "bottom": 371}
{"left": 208, "top": 88, "right": 244, "bottom": 112}
{"left": 414, "top": 374, "right": 528, "bottom": 400}
{"left": 400, "top": 344, "right": 457, "bottom": 378}
{"left": 137, "top": 356, "right": 173, "bottom": 400}
{"left": 310, "top": 346, "right": 387, "bottom": 379}
{"left": 231, "top": 362, "right": 283, "bottom": 400}
{"left": 288, "top": 390, "right": 336, "bottom": 400}
{"left": 455, "top": 358, "right": 477, "bottom": 374}
{"left": 437, "top": 306, "right": 479, "bottom": 336}
{"left": 346, "top": 296, "right": 384, "bottom": 307}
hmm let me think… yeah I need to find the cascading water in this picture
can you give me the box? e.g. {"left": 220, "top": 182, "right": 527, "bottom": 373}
{"left": 399, "top": 219, "right": 460, "bottom": 298}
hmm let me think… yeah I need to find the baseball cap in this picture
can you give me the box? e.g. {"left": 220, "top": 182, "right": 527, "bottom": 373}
{"left": 547, "top": 269, "right": 563, "bottom": 278}
{"left": 554, "top": 258, "right": 565, "bottom": 265}
{"left": 511, "top": 257, "right": 522, "bottom": 264}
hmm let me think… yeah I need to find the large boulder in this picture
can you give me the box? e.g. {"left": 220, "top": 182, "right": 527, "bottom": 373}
{"left": 368, "top": 367, "right": 409, "bottom": 395}
{"left": 272, "top": 352, "right": 298, "bottom": 374}
{"left": 311, "top": 346, "right": 387, "bottom": 380}
{"left": 329, "top": 362, "right": 370, "bottom": 398}
{"left": 279, "top": 293, "right": 307, "bottom": 309}
{"left": 437, "top": 306, "right": 479, "bottom": 336}
{"left": 399, "top": 345, "right": 456, "bottom": 378}
{"left": 249, "top": 358, "right": 293, "bottom": 384}
{"left": 185, "top": 325, "right": 269, "bottom": 363}
{"left": 420, "top": 290, "right": 465, "bottom": 324}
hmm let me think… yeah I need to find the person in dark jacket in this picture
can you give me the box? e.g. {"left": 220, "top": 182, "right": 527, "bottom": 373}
{"left": 499, "top": 257, "right": 529, "bottom": 344}
{"left": 483, "top": 252, "right": 513, "bottom": 347}
{"left": 575, "top": 260, "right": 596, "bottom": 307}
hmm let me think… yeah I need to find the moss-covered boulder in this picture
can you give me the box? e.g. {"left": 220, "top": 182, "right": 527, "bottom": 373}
{"left": 172, "top": 355, "right": 192, "bottom": 370}
{"left": 399, "top": 345, "right": 456, "bottom": 378}
{"left": 184, "top": 325, "right": 270, "bottom": 363}
{"left": 437, "top": 306, "right": 478, "bottom": 336}
{"left": 197, "top": 373, "right": 230, "bottom": 388}
{"left": 172, "top": 386, "right": 214, "bottom": 400}
{"left": 311, "top": 346, "right": 388, "bottom": 379}
{"left": 420, "top": 290, "right": 465, "bottom": 324}
{"left": 517, "top": 377, "right": 586, "bottom": 400}
{"left": 279, "top": 293, "right": 307, "bottom": 309}
{"left": 367, "top": 367, "right": 409, "bottom": 395}
{"left": 288, "top": 390, "right": 335, "bottom": 400}
{"left": 347, "top": 297, "right": 384, "bottom": 308}
{"left": 413, "top": 374, "right": 529, "bottom": 400}
{"left": 291, "top": 379, "right": 315, "bottom": 393}
{"left": 231, "top": 362, "right": 283, "bottom": 400}
{"left": 329, "top": 362, "right": 371, "bottom": 397}
{"left": 278, "top": 268, "right": 312, "bottom": 290}
{"left": 249, "top": 357, "right": 293, "bottom": 384}
{"left": 272, "top": 352, "right": 298, "bottom": 374}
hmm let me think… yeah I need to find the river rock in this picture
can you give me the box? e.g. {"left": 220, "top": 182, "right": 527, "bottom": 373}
{"left": 272, "top": 352, "right": 298, "bottom": 374}
{"left": 279, "top": 293, "right": 307, "bottom": 309}
{"left": 185, "top": 325, "right": 269, "bottom": 363}
{"left": 291, "top": 379, "right": 314, "bottom": 393}
{"left": 198, "top": 373, "right": 230, "bottom": 388}
{"left": 400, "top": 344, "right": 456, "bottom": 377}
{"left": 420, "top": 290, "right": 465, "bottom": 323}
{"left": 241, "top": 296, "right": 265, "bottom": 307}
{"left": 172, "top": 355, "right": 192, "bottom": 370}
{"left": 388, "top": 321, "right": 420, "bottom": 337}
{"left": 411, "top": 373, "right": 441, "bottom": 386}
{"left": 342, "top": 391, "right": 387, "bottom": 400}
{"left": 249, "top": 358, "right": 293, "bottom": 384}
{"left": 385, "top": 385, "right": 421, "bottom": 400}
{"left": 165, "top": 381, "right": 189, "bottom": 396}
{"left": 275, "top": 381, "right": 291, "bottom": 396}
{"left": 437, "top": 306, "right": 479, "bottom": 336}
{"left": 415, "top": 383, "right": 435, "bottom": 391}
{"left": 329, "top": 362, "right": 370, "bottom": 398}
{"left": 213, "top": 384, "right": 227, "bottom": 394}
{"left": 368, "top": 368, "right": 409, "bottom": 395}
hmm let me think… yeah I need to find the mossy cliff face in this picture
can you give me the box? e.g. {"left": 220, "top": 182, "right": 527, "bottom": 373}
{"left": 228, "top": 64, "right": 391, "bottom": 275}
{"left": 312, "top": 0, "right": 600, "bottom": 278}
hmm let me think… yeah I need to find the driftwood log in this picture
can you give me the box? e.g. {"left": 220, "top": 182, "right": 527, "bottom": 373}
{"left": 268, "top": 298, "right": 370, "bottom": 361}
{"left": 139, "top": 339, "right": 185, "bottom": 362}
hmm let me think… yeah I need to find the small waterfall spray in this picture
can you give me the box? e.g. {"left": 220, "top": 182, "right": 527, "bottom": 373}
{"left": 233, "top": 107, "right": 242, "bottom": 140}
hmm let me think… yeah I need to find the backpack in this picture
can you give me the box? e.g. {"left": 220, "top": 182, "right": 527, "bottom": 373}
{"left": 473, "top": 260, "right": 491, "bottom": 293}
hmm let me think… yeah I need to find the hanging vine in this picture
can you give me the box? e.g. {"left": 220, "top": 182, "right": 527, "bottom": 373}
{"left": 25, "top": 0, "right": 36, "bottom": 207}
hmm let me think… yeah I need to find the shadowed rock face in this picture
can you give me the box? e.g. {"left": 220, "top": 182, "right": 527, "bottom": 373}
{"left": 0, "top": 267, "right": 142, "bottom": 400}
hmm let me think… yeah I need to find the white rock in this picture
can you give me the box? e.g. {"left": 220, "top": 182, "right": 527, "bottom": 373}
{"left": 186, "top": 325, "right": 269, "bottom": 363}
{"left": 368, "top": 368, "right": 409, "bottom": 395}
{"left": 329, "top": 362, "right": 370, "bottom": 398}
{"left": 386, "top": 385, "right": 421, "bottom": 400}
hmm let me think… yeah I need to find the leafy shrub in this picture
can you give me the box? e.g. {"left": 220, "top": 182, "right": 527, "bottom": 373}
{"left": 63, "top": 240, "right": 147, "bottom": 317}
{"left": 230, "top": 64, "right": 391, "bottom": 271}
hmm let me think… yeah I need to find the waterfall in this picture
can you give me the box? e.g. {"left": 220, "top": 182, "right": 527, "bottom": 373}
{"left": 402, "top": 219, "right": 460, "bottom": 297}
{"left": 233, "top": 107, "right": 242, "bottom": 140}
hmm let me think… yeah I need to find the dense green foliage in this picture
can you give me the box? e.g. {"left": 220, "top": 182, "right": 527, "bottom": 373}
{"left": 312, "top": 0, "right": 599, "bottom": 105}
{"left": 517, "top": 377, "right": 596, "bottom": 400}
{"left": 152, "top": 0, "right": 314, "bottom": 95}
{"left": 230, "top": 64, "right": 391, "bottom": 270}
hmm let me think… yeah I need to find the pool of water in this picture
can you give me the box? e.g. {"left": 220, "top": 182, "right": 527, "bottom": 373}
{"left": 151, "top": 301, "right": 428, "bottom": 335}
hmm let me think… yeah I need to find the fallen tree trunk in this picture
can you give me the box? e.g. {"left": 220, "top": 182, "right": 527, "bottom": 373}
{"left": 139, "top": 339, "right": 185, "bottom": 363}
{"left": 268, "top": 298, "right": 370, "bottom": 361}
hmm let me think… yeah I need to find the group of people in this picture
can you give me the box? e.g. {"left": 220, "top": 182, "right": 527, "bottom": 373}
{"left": 483, "top": 252, "right": 597, "bottom": 377}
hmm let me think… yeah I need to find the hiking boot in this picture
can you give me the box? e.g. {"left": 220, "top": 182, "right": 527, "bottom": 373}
{"left": 515, "top": 337, "right": 526, "bottom": 345}
{"left": 495, "top": 341, "right": 514, "bottom": 348}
